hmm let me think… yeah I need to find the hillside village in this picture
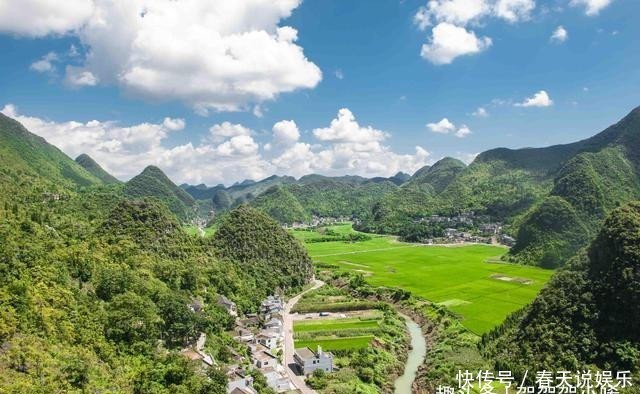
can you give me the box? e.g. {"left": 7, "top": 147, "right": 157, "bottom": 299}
{"left": 181, "top": 292, "right": 334, "bottom": 394}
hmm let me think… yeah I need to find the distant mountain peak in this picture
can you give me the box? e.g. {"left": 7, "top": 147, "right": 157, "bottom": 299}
{"left": 124, "top": 165, "right": 195, "bottom": 221}
{"left": 75, "top": 153, "right": 120, "bottom": 184}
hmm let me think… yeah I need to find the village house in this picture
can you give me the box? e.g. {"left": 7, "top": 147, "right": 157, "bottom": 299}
{"left": 264, "top": 317, "right": 283, "bottom": 335}
{"left": 260, "top": 295, "right": 283, "bottom": 315}
{"left": 294, "top": 346, "right": 333, "bottom": 376}
{"left": 500, "top": 234, "right": 517, "bottom": 247}
{"left": 217, "top": 294, "right": 238, "bottom": 317}
{"left": 479, "top": 223, "right": 502, "bottom": 235}
{"left": 255, "top": 331, "right": 280, "bottom": 350}
{"left": 252, "top": 350, "right": 278, "bottom": 369}
{"left": 227, "top": 369, "right": 257, "bottom": 394}
{"left": 238, "top": 314, "right": 260, "bottom": 328}
{"left": 234, "top": 327, "right": 254, "bottom": 343}
{"left": 180, "top": 333, "right": 214, "bottom": 369}
{"left": 262, "top": 368, "right": 295, "bottom": 392}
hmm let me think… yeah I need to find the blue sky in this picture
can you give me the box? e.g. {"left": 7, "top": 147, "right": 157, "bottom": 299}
{"left": 0, "top": 0, "right": 638, "bottom": 185}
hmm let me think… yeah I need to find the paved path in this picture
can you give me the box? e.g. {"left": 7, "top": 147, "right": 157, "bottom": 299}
{"left": 283, "top": 279, "right": 325, "bottom": 394}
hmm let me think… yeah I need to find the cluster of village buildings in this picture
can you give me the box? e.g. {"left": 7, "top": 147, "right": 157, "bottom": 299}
{"left": 416, "top": 213, "right": 516, "bottom": 246}
{"left": 282, "top": 216, "right": 351, "bottom": 230}
{"left": 181, "top": 293, "right": 334, "bottom": 394}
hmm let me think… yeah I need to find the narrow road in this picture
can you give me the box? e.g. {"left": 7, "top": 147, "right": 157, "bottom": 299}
{"left": 283, "top": 279, "right": 325, "bottom": 394}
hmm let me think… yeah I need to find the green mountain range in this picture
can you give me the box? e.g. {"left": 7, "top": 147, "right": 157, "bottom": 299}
{"left": 175, "top": 106, "right": 640, "bottom": 267}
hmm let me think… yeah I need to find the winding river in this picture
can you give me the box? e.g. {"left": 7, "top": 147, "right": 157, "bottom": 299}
{"left": 394, "top": 314, "right": 427, "bottom": 394}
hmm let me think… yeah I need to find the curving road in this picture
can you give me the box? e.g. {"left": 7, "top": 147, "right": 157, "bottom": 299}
{"left": 283, "top": 279, "right": 325, "bottom": 394}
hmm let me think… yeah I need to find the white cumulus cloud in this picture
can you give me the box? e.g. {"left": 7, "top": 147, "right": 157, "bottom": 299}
{"left": 570, "top": 0, "right": 613, "bottom": 16}
{"left": 0, "top": 0, "right": 94, "bottom": 37}
{"left": 312, "top": 108, "right": 388, "bottom": 143}
{"left": 420, "top": 22, "right": 492, "bottom": 65}
{"left": 0, "top": 0, "right": 322, "bottom": 114}
{"left": 30, "top": 52, "right": 59, "bottom": 73}
{"left": 493, "top": 0, "right": 535, "bottom": 23}
{"left": 550, "top": 26, "right": 568, "bottom": 43}
{"left": 413, "top": 0, "right": 537, "bottom": 64}
{"left": 64, "top": 66, "right": 98, "bottom": 86}
{"left": 427, "top": 118, "right": 471, "bottom": 137}
{"left": 414, "top": 0, "right": 490, "bottom": 28}
{"left": 162, "top": 117, "right": 185, "bottom": 131}
{"left": 472, "top": 107, "right": 489, "bottom": 117}
{"left": 209, "top": 122, "right": 252, "bottom": 143}
{"left": 427, "top": 118, "right": 456, "bottom": 133}
{"left": 272, "top": 120, "right": 300, "bottom": 147}
{"left": 515, "top": 90, "right": 553, "bottom": 107}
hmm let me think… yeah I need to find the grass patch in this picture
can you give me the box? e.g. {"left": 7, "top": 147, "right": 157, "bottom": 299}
{"left": 295, "top": 335, "right": 374, "bottom": 351}
{"left": 294, "top": 318, "right": 380, "bottom": 333}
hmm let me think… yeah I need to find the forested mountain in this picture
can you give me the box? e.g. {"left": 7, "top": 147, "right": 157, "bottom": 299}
{"left": 178, "top": 107, "right": 640, "bottom": 268}
{"left": 124, "top": 165, "right": 196, "bottom": 221}
{"left": 355, "top": 107, "right": 640, "bottom": 267}
{"left": 75, "top": 154, "right": 121, "bottom": 185}
{"left": 0, "top": 114, "right": 315, "bottom": 392}
{"left": 250, "top": 185, "right": 310, "bottom": 224}
{"left": 406, "top": 157, "right": 466, "bottom": 194}
{"left": 213, "top": 204, "right": 313, "bottom": 291}
{"left": 354, "top": 158, "right": 467, "bottom": 234}
{"left": 481, "top": 201, "right": 640, "bottom": 375}
{"left": 507, "top": 107, "right": 640, "bottom": 266}
{"left": 0, "top": 113, "right": 103, "bottom": 196}
{"left": 183, "top": 171, "right": 412, "bottom": 223}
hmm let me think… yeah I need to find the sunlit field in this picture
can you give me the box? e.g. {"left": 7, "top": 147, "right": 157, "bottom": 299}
{"left": 294, "top": 225, "right": 553, "bottom": 334}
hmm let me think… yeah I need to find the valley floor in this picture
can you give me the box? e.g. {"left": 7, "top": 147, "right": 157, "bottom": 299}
{"left": 294, "top": 225, "right": 553, "bottom": 334}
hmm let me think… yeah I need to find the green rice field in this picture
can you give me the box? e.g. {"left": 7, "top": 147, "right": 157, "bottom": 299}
{"left": 294, "top": 335, "right": 374, "bottom": 351}
{"left": 293, "top": 224, "right": 554, "bottom": 334}
{"left": 294, "top": 318, "right": 380, "bottom": 333}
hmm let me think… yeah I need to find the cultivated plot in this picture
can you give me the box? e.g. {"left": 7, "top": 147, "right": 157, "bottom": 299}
{"left": 295, "top": 225, "right": 554, "bottom": 334}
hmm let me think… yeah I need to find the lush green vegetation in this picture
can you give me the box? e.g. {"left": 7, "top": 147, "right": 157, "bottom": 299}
{"left": 360, "top": 107, "right": 640, "bottom": 268}
{"left": 406, "top": 157, "right": 466, "bottom": 194}
{"left": 0, "top": 115, "right": 315, "bottom": 392}
{"left": 294, "top": 318, "right": 381, "bottom": 333}
{"left": 0, "top": 113, "right": 103, "bottom": 193}
{"left": 250, "top": 185, "right": 310, "bottom": 224}
{"left": 292, "top": 286, "right": 407, "bottom": 393}
{"left": 213, "top": 204, "right": 313, "bottom": 292}
{"left": 295, "top": 336, "right": 375, "bottom": 351}
{"left": 510, "top": 196, "right": 590, "bottom": 268}
{"left": 124, "top": 165, "right": 196, "bottom": 221}
{"left": 298, "top": 225, "right": 553, "bottom": 334}
{"left": 482, "top": 201, "right": 640, "bottom": 380}
{"left": 75, "top": 153, "right": 121, "bottom": 185}
{"left": 509, "top": 147, "right": 640, "bottom": 267}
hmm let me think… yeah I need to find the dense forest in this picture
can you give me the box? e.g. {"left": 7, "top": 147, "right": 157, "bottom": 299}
{"left": 0, "top": 114, "right": 313, "bottom": 392}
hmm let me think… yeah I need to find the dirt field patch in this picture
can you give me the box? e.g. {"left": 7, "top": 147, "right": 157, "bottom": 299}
{"left": 490, "top": 274, "right": 533, "bottom": 285}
